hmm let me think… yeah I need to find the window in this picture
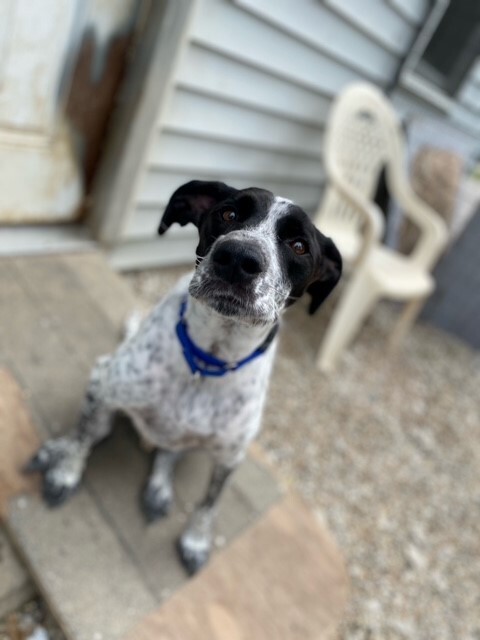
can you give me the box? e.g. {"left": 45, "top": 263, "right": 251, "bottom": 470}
{"left": 416, "top": 0, "right": 480, "bottom": 95}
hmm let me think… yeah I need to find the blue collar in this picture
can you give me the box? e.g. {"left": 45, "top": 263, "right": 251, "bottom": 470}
{"left": 175, "top": 298, "right": 278, "bottom": 377}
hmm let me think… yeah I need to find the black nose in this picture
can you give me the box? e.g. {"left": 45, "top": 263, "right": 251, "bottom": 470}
{"left": 212, "top": 240, "right": 265, "bottom": 284}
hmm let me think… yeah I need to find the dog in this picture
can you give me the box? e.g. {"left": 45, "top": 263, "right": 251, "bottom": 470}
{"left": 26, "top": 180, "right": 342, "bottom": 575}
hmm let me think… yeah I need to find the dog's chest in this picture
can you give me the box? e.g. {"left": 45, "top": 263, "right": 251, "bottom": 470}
{"left": 145, "top": 371, "right": 263, "bottom": 448}
{"left": 103, "top": 290, "right": 273, "bottom": 450}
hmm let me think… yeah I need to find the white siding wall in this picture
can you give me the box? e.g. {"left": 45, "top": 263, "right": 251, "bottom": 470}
{"left": 111, "top": 0, "right": 420, "bottom": 267}
{"left": 109, "top": 0, "right": 478, "bottom": 268}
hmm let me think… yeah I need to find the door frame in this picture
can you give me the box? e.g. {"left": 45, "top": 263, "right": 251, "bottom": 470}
{"left": 88, "top": 0, "right": 196, "bottom": 247}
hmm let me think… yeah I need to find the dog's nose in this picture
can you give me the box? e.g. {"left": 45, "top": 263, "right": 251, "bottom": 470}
{"left": 212, "top": 240, "right": 265, "bottom": 284}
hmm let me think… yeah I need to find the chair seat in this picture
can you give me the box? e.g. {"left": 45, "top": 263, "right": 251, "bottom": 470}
{"left": 319, "top": 223, "right": 434, "bottom": 299}
{"left": 368, "top": 245, "right": 434, "bottom": 299}
{"left": 317, "top": 223, "right": 362, "bottom": 264}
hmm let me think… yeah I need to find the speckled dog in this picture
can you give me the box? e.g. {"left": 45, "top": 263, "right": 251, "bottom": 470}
{"left": 27, "top": 180, "right": 342, "bottom": 574}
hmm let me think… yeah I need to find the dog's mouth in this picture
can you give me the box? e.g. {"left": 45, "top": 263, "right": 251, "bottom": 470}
{"left": 189, "top": 278, "right": 272, "bottom": 324}
{"left": 193, "top": 284, "right": 251, "bottom": 315}
{"left": 208, "top": 290, "right": 252, "bottom": 317}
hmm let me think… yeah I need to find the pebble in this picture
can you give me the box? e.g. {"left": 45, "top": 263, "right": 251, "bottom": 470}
{"left": 404, "top": 543, "right": 428, "bottom": 570}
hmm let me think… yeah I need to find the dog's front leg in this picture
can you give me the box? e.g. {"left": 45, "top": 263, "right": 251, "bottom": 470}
{"left": 177, "top": 462, "right": 234, "bottom": 575}
{"left": 26, "top": 357, "right": 113, "bottom": 507}
{"left": 141, "top": 449, "right": 180, "bottom": 522}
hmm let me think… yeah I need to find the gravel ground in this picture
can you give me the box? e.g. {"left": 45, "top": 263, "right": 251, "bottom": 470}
{"left": 0, "top": 599, "right": 64, "bottom": 640}
{"left": 125, "top": 266, "right": 480, "bottom": 640}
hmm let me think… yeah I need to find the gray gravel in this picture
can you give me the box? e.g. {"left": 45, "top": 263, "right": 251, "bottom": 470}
{"left": 0, "top": 598, "right": 64, "bottom": 640}
{"left": 124, "top": 266, "right": 480, "bottom": 640}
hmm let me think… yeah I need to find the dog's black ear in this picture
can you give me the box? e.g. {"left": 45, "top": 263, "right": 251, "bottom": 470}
{"left": 158, "top": 180, "right": 238, "bottom": 234}
{"left": 306, "top": 234, "right": 342, "bottom": 315}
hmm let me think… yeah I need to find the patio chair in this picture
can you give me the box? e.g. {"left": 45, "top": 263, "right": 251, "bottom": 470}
{"left": 314, "top": 83, "right": 448, "bottom": 372}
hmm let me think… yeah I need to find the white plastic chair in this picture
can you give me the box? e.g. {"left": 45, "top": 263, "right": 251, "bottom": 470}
{"left": 314, "top": 83, "right": 448, "bottom": 372}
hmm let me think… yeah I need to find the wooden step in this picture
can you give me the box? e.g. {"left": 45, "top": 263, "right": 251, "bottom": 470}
{"left": 0, "top": 369, "right": 38, "bottom": 618}
{"left": 0, "top": 368, "right": 40, "bottom": 518}
{"left": 126, "top": 494, "right": 349, "bottom": 640}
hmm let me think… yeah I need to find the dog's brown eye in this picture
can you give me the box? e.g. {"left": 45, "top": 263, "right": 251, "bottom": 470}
{"left": 222, "top": 210, "right": 237, "bottom": 222}
{"left": 290, "top": 240, "right": 308, "bottom": 255}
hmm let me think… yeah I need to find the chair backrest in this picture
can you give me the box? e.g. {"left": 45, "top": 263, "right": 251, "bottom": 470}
{"left": 316, "top": 83, "right": 396, "bottom": 233}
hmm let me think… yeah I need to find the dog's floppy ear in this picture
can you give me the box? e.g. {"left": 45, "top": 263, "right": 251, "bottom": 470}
{"left": 306, "top": 233, "right": 342, "bottom": 315}
{"left": 158, "top": 180, "right": 238, "bottom": 234}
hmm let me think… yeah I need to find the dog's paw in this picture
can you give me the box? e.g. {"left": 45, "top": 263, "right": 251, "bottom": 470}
{"left": 25, "top": 438, "right": 85, "bottom": 508}
{"left": 25, "top": 448, "right": 53, "bottom": 474}
{"left": 25, "top": 440, "right": 64, "bottom": 474}
{"left": 176, "top": 536, "right": 210, "bottom": 576}
{"left": 141, "top": 484, "right": 173, "bottom": 523}
{"left": 42, "top": 470, "right": 80, "bottom": 508}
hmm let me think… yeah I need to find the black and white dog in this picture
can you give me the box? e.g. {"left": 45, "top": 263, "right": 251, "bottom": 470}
{"left": 27, "top": 181, "right": 342, "bottom": 575}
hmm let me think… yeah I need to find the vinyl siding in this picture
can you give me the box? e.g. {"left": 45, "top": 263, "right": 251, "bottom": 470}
{"left": 113, "top": 0, "right": 479, "bottom": 270}
{"left": 119, "top": 0, "right": 417, "bottom": 260}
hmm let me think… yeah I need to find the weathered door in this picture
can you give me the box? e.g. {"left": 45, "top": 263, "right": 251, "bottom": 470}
{"left": 0, "top": 0, "right": 142, "bottom": 225}
{"left": 0, "top": 0, "right": 82, "bottom": 223}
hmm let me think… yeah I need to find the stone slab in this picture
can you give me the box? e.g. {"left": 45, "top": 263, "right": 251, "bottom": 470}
{"left": 84, "top": 420, "right": 281, "bottom": 601}
{"left": 5, "top": 421, "right": 281, "bottom": 639}
{"left": 61, "top": 253, "right": 137, "bottom": 330}
{"left": 7, "top": 491, "right": 157, "bottom": 640}
{"left": 0, "top": 261, "right": 90, "bottom": 439}
{"left": 13, "top": 255, "right": 120, "bottom": 369}
{"left": 0, "top": 254, "right": 135, "bottom": 438}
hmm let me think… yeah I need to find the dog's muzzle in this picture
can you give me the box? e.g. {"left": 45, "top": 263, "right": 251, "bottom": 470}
{"left": 211, "top": 239, "right": 265, "bottom": 286}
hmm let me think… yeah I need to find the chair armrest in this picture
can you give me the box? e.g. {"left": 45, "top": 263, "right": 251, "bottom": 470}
{"left": 327, "top": 159, "right": 385, "bottom": 267}
{"left": 389, "top": 176, "right": 449, "bottom": 268}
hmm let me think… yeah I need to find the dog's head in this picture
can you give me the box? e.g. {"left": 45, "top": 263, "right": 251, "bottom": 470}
{"left": 159, "top": 180, "right": 342, "bottom": 325}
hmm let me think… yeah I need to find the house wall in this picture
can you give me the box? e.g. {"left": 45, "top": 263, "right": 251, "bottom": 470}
{"left": 104, "top": 0, "right": 480, "bottom": 269}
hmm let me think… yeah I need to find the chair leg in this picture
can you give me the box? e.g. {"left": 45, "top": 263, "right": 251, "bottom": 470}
{"left": 387, "top": 296, "right": 426, "bottom": 354}
{"left": 316, "top": 271, "right": 379, "bottom": 372}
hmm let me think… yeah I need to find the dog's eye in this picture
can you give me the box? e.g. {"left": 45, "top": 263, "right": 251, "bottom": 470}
{"left": 222, "top": 210, "right": 237, "bottom": 222}
{"left": 289, "top": 240, "right": 308, "bottom": 255}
